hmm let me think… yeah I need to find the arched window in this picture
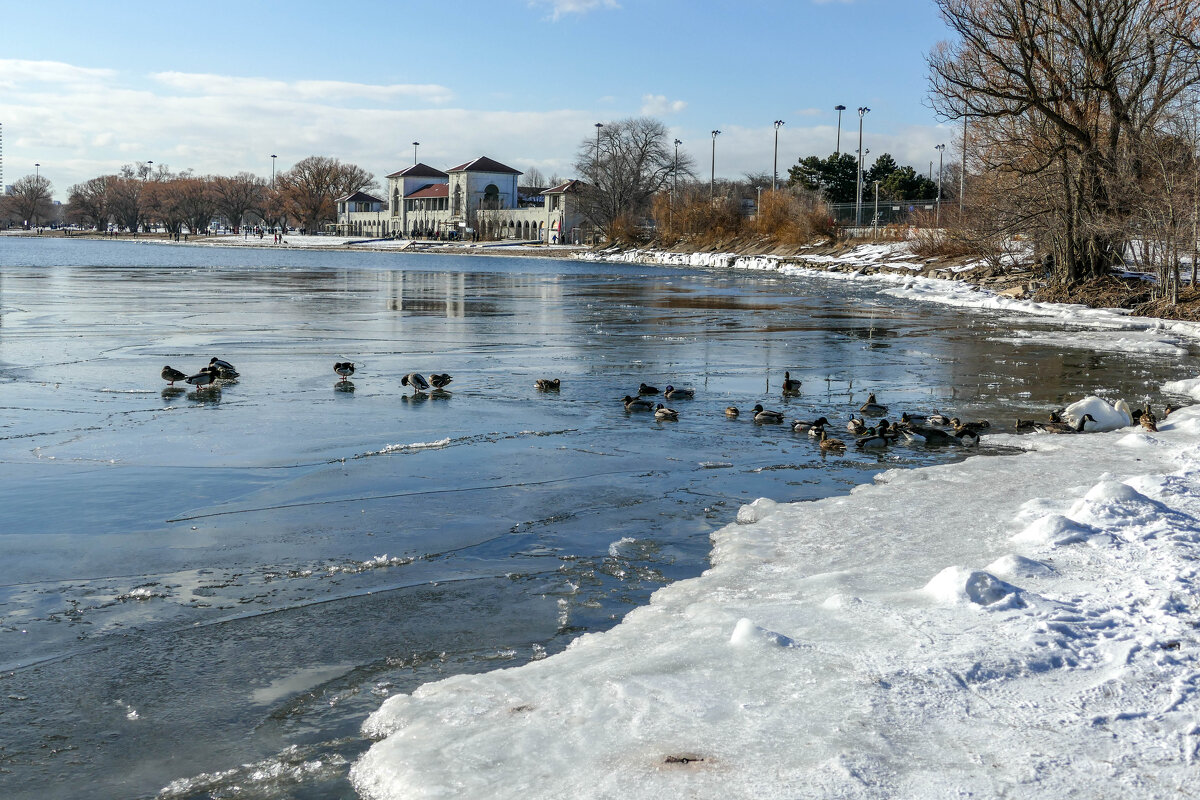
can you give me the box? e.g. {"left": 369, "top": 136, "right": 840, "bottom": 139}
{"left": 484, "top": 184, "right": 500, "bottom": 209}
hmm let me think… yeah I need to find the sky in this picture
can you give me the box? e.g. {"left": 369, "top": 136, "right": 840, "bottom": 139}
{"left": 0, "top": 0, "right": 959, "bottom": 200}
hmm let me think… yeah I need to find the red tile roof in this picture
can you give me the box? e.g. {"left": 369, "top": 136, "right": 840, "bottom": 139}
{"left": 542, "top": 179, "right": 585, "bottom": 195}
{"left": 406, "top": 183, "right": 449, "bottom": 199}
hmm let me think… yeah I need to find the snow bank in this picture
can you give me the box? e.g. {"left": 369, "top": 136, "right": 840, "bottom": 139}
{"left": 352, "top": 403, "right": 1200, "bottom": 799}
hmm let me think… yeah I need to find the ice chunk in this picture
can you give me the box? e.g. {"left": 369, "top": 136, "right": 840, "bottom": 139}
{"left": 1012, "top": 513, "right": 1100, "bottom": 546}
{"left": 729, "top": 618, "right": 798, "bottom": 648}
{"left": 736, "top": 497, "right": 779, "bottom": 524}
{"left": 923, "top": 567, "right": 1023, "bottom": 606}
{"left": 985, "top": 554, "right": 1056, "bottom": 579}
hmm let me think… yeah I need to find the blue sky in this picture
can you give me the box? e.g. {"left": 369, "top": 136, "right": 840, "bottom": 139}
{"left": 1, "top": 0, "right": 958, "bottom": 199}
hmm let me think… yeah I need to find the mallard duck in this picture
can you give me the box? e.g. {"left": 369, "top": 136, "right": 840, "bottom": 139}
{"left": 900, "top": 424, "right": 958, "bottom": 445}
{"left": 654, "top": 403, "right": 679, "bottom": 421}
{"left": 855, "top": 419, "right": 895, "bottom": 448}
{"left": 334, "top": 362, "right": 355, "bottom": 381}
{"left": 638, "top": 383, "right": 660, "bottom": 395}
{"left": 817, "top": 429, "right": 846, "bottom": 452}
{"left": 623, "top": 395, "right": 655, "bottom": 411}
{"left": 927, "top": 410, "right": 951, "bottom": 426}
{"left": 185, "top": 366, "right": 218, "bottom": 389}
{"left": 725, "top": 406, "right": 740, "bottom": 418}
{"left": 1014, "top": 418, "right": 1037, "bottom": 430}
{"left": 1034, "top": 413, "right": 1095, "bottom": 434}
{"left": 847, "top": 417, "right": 868, "bottom": 436}
{"left": 664, "top": 385, "right": 694, "bottom": 399}
{"left": 751, "top": 404, "right": 785, "bottom": 424}
{"left": 1140, "top": 404, "right": 1158, "bottom": 432}
{"left": 209, "top": 357, "right": 236, "bottom": 372}
{"left": 429, "top": 373, "right": 453, "bottom": 389}
{"left": 1165, "top": 404, "right": 1183, "bottom": 417}
{"left": 213, "top": 365, "right": 239, "bottom": 380}
{"left": 401, "top": 373, "right": 430, "bottom": 392}
{"left": 534, "top": 378, "right": 561, "bottom": 391}
{"left": 161, "top": 365, "right": 187, "bottom": 385}
{"left": 859, "top": 393, "right": 888, "bottom": 415}
{"left": 782, "top": 371, "right": 801, "bottom": 395}
{"left": 792, "top": 416, "right": 829, "bottom": 434}
{"left": 950, "top": 418, "right": 991, "bottom": 433}
{"left": 955, "top": 428, "right": 981, "bottom": 446}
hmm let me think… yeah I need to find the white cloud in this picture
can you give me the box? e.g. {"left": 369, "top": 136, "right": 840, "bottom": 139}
{"left": 530, "top": 0, "right": 620, "bottom": 21}
{"left": 151, "top": 72, "right": 455, "bottom": 105}
{"left": 640, "top": 94, "right": 687, "bottom": 116}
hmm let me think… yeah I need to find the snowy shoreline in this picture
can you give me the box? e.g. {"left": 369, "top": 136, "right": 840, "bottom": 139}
{"left": 350, "top": 244, "right": 1200, "bottom": 799}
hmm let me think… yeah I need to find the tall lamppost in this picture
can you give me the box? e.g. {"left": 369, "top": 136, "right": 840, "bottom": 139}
{"left": 673, "top": 138, "right": 681, "bottom": 203}
{"left": 33, "top": 163, "right": 40, "bottom": 230}
{"left": 710, "top": 130, "right": 721, "bottom": 200}
{"left": 834, "top": 105, "right": 846, "bottom": 155}
{"left": 412, "top": 142, "right": 419, "bottom": 164}
{"left": 270, "top": 155, "right": 276, "bottom": 189}
{"left": 855, "top": 107, "right": 869, "bottom": 228}
{"left": 935, "top": 143, "right": 946, "bottom": 228}
{"left": 772, "top": 120, "right": 785, "bottom": 192}
{"left": 594, "top": 122, "right": 603, "bottom": 167}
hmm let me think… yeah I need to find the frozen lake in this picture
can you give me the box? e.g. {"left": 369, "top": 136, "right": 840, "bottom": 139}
{"left": 0, "top": 237, "right": 1193, "bottom": 799}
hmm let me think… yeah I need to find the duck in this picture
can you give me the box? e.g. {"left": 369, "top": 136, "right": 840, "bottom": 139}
{"left": 899, "top": 424, "right": 959, "bottom": 445}
{"left": 1165, "top": 403, "right": 1183, "bottom": 417}
{"left": 401, "top": 373, "right": 430, "bottom": 392}
{"left": 185, "top": 366, "right": 218, "bottom": 389}
{"left": 1014, "top": 418, "right": 1038, "bottom": 430}
{"left": 429, "top": 373, "right": 453, "bottom": 389}
{"left": 209, "top": 357, "right": 237, "bottom": 372}
{"left": 927, "top": 410, "right": 951, "bottom": 426}
{"left": 213, "top": 365, "right": 239, "bottom": 380}
{"left": 855, "top": 419, "right": 895, "bottom": 448}
{"left": 955, "top": 428, "right": 981, "bottom": 447}
{"left": 664, "top": 385, "right": 694, "bottom": 400}
{"left": 792, "top": 416, "right": 829, "bottom": 434}
{"left": 781, "top": 371, "right": 802, "bottom": 395}
{"left": 817, "top": 429, "right": 847, "bottom": 452}
{"left": 623, "top": 395, "right": 656, "bottom": 412}
{"left": 725, "top": 406, "right": 740, "bottom": 418}
{"left": 859, "top": 393, "right": 888, "bottom": 415}
{"left": 638, "top": 383, "right": 661, "bottom": 395}
{"left": 334, "top": 362, "right": 355, "bottom": 381}
{"left": 950, "top": 418, "right": 991, "bottom": 433}
{"left": 534, "top": 378, "right": 561, "bottom": 391}
{"left": 847, "top": 417, "right": 868, "bottom": 436}
{"left": 1140, "top": 404, "right": 1158, "bottom": 432}
{"left": 161, "top": 365, "right": 187, "bottom": 386}
{"left": 751, "top": 404, "right": 785, "bottom": 424}
{"left": 1034, "top": 413, "right": 1096, "bottom": 434}
{"left": 654, "top": 403, "right": 679, "bottom": 421}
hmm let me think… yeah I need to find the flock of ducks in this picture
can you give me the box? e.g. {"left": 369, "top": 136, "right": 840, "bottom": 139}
{"left": 160, "top": 357, "right": 239, "bottom": 390}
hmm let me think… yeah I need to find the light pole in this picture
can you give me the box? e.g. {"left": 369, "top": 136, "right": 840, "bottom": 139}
{"left": 412, "top": 142, "right": 419, "bottom": 164}
{"left": 33, "top": 163, "right": 40, "bottom": 230}
{"left": 855, "top": 107, "right": 869, "bottom": 228}
{"left": 873, "top": 180, "right": 881, "bottom": 240}
{"left": 270, "top": 155, "right": 276, "bottom": 189}
{"left": 935, "top": 143, "right": 946, "bottom": 228}
{"left": 772, "top": 120, "right": 784, "bottom": 192}
{"left": 594, "top": 123, "right": 603, "bottom": 166}
{"left": 834, "top": 105, "right": 846, "bottom": 155}
{"left": 710, "top": 129, "right": 721, "bottom": 200}
{"left": 673, "top": 138, "right": 681, "bottom": 203}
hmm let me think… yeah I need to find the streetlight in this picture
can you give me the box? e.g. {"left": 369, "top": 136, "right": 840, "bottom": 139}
{"left": 33, "top": 163, "right": 40, "bottom": 230}
{"left": 710, "top": 130, "right": 721, "bottom": 200}
{"left": 145, "top": 160, "right": 153, "bottom": 179}
{"left": 855, "top": 107, "right": 869, "bottom": 228}
{"left": 834, "top": 105, "right": 846, "bottom": 155}
{"left": 772, "top": 120, "right": 785, "bottom": 192}
{"left": 673, "top": 138, "right": 681, "bottom": 203}
{"left": 935, "top": 143, "right": 946, "bottom": 228}
{"left": 270, "top": 155, "right": 276, "bottom": 189}
{"left": 412, "top": 142, "right": 419, "bottom": 164}
{"left": 594, "top": 123, "right": 603, "bottom": 166}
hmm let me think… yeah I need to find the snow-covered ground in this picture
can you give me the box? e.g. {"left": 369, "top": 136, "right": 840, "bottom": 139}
{"left": 350, "top": 246, "right": 1200, "bottom": 799}
{"left": 115, "top": 231, "right": 586, "bottom": 254}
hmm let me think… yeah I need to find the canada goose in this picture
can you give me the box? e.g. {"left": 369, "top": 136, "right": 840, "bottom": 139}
{"left": 847, "top": 417, "right": 868, "bottom": 436}
{"left": 334, "top": 362, "right": 355, "bottom": 381}
{"left": 429, "top": 373, "right": 453, "bottom": 388}
{"left": 664, "top": 385, "right": 694, "bottom": 399}
{"left": 185, "top": 367, "right": 218, "bottom": 389}
{"left": 401, "top": 373, "right": 430, "bottom": 392}
{"left": 623, "top": 395, "right": 656, "bottom": 411}
{"left": 817, "top": 429, "right": 847, "bottom": 452}
{"left": 534, "top": 378, "right": 561, "bottom": 391}
{"left": 161, "top": 366, "right": 187, "bottom": 386}
{"left": 751, "top": 404, "right": 785, "bottom": 424}
{"left": 792, "top": 416, "right": 829, "bottom": 434}
{"left": 859, "top": 393, "right": 888, "bottom": 415}
{"left": 1034, "top": 413, "right": 1096, "bottom": 434}
{"left": 638, "top": 383, "right": 661, "bottom": 395}
{"left": 782, "top": 371, "right": 801, "bottom": 395}
{"left": 725, "top": 406, "right": 740, "bottom": 418}
{"left": 654, "top": 403, "right": 679, "bottom": 421}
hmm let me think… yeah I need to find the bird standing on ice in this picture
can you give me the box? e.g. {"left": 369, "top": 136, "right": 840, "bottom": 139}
{"left": 334, "top": 362, "right": 355, "bottom": 381}
{"left": 401, "top": 373, "right": 430, "bottom": 392}
{"left": 161, "top": 366, "right": 187, "bottom": 386}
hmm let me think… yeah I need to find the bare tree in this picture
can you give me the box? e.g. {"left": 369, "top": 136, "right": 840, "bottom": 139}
{"left": 277, "top": 156, "right": 376, "bottom": 234}
{"left": 212, "top": 172, "right": 266, "bottom": 232}
{"left": 7, "top": 174, "right": 54, "bottom": 228}
{"left": 573, "top": 117, "right": 695, "bottom": 240}
{"left": 928, "top": 0, "right": 1200, "bottom": 284}
{"left": 521, "top": 166, "right": 546, "bottom": 188}
{"left": 66, "top": 176, "right": 111, "bottom": 230}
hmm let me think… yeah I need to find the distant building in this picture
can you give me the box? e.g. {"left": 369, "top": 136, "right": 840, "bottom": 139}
{"left": 334, "top": 190, "right": 387, "bottom": 237}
